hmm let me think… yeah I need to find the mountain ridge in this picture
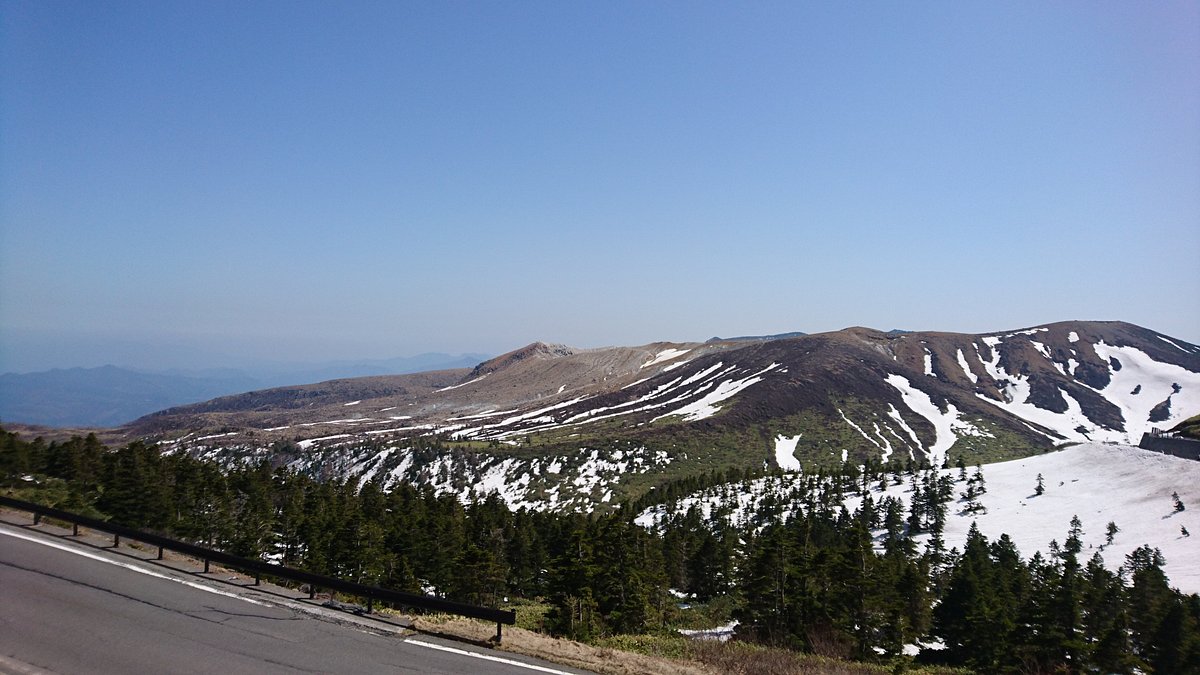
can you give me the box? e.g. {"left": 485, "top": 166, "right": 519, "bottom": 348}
{"left": 101, "top": 320, "right": 1200, "bottom": 511}
{"left": 0, "top": 353, "right": 490, "bottom": 428}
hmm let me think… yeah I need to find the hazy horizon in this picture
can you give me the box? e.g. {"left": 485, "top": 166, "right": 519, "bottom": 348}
{"left": 3, "top": 3, "right": 1197, "bottom": 373}
{"left": 3, "top": 318, "right": 1195, "bottom": 376}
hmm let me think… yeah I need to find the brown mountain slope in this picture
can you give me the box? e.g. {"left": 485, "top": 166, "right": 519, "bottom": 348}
{"left": 114, "top": 321, "right": 1200, "bottom": 509}
{"left": 128, "top": 321, "right": 1199, "bottom": 449}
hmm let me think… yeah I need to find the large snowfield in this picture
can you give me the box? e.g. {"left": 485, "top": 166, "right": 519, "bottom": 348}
{"left": 641, "top": 443, "right": 1200, "bottom": 595}
{"left": 856, "top": 444, "right": 1200, "bottom": 593}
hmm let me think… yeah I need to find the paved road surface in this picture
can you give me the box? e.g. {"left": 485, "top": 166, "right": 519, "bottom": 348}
{"left": 0, "top": 522, "right": 590, "bottom": 675}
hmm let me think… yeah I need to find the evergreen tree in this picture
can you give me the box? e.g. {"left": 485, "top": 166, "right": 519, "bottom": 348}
{"left": 833, "top": 506, "right": 885, "bottom": 659}
{"left": 1080, "top": 553, "right": 1136, "bottom": 673}
{"left": 298, "top": 480, "right": 339, "bottom": 575}
{"left": 227, "top": 462, "right": 276, "bottom": 558}
{"left": 452, "top": 542, "right": 506, "bottom": 606}
{"left": 736, "top": 524, "right": 796, "bottom": 646}
{"left": 414, "top": 494, "right": 467, "bottom": 594}
{"left": 593, "top": 517, "right": 667, "bottom": 635}
{"left": 1049, "top": 516, "right": 1087, "bottom": 667}
{"left": 274, "top": 471, "right": 308, "bottom": 565}
{"left": 933, "top": 523, "right": 1011, "bottom": 670}
{"left": 96, "top": 442, "right": 172, "bottom": 530}
{"left": 1123, "top": 545, "right": 1200, "bottom": 672}
{"left": 970, "top": 465, "right": 986, "bottom": 494}
{"left": 544, "top": 521, "right": 603, "bottom": 640}
{"left": 0, "top": 428, "right": 36, "bottom": 480}
{"left": 172, "top": 459, "right": 235, "bottom": 546}
{"left": 504, "top": 510, "right": 546, "bottom": 597}
{"left": 687, "top": 529, "right": 733, "bottom": 601}
{"left": 1014, "top": 551, "right": 1067, "bottom": 672}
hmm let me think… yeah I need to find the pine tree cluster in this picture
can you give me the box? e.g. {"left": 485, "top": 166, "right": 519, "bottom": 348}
{"left": 3, "top": 427, "right": 1199, "bottom": 673}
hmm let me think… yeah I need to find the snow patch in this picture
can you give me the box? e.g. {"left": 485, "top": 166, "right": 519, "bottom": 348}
{"left": 438, "top": 373, "right": 489, "bottom": 392}
{"left": 679, "top": 620, "right": 739, "bottom": 642}
{"left": 651, "top": 363, "right": 780, "bottom": 423}
{"left": 195, "top": 432, "right": 237, "bottom": 441}
{"left": 975, "top": 338, "right": 1094, "bottom": 444}
{"left": 955, "top": 349, "right": 977, "bottom": 384}
{"left": 840, "top": 409, "right": 883, "bottom": 450}
{"left": 641, "top": 348, "right": 691, "bottom": 369}
{"left": 297, "top": 434, "right": 352, "bottom": 450}
{"left": 885, "top": 374, "right": 972, "bottom": 467}
{"left": 1158, "top": 335, "right": 1193, "bottom": 353}
{"left": 973, "top": 339, "right": 1200, "bottom": 443}
{"left": 886, "top": 404, "right": 921, "bottom": 462}
{"left": 1090, "top": 341, "right": 1200, "bottom": 435}
{"left": 1030, "top": 341, "right": 1052, "bottom": 360}
{"left": 773, "top": 435, "right": 802, "bottom": 472}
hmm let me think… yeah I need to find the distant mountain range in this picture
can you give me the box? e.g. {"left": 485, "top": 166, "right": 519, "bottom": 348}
{"left": 705, "top": 330, "right": 808, "bottom": 342}
{"left": 88, "top": 320, "right": 1200, "bottom": 512}
{"left": 0, "top": 353, "right": 489, "bottom": 427}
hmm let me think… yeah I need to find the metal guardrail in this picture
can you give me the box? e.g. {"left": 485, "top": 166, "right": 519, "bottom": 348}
{"left": 0, "top": 495, "right": 516, "bottom": 641}
{"left": 1138, "top": 433, "right": 1200, "bottom": 462}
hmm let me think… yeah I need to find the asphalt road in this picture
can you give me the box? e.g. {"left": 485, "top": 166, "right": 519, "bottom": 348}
{"left": 0, "top": 523, "right": 589, "bottom": 675}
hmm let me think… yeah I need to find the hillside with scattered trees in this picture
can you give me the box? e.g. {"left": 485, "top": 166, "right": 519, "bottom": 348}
{"left": 3, "top": 427, "right": 1199, "bottom": 673}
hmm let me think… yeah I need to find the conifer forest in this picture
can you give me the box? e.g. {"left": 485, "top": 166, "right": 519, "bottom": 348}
{"left": 3, "top": 427, "right": 1198, "bottom": 673}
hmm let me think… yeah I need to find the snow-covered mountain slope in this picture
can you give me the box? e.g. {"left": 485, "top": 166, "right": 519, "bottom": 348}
{"left": 970, "top": 335, "right": 1200, "bottom": 444}
{"left": 133, "top": 321, "right": 1200, "bottom": 510}
{"left": 638, "top": 443, "right": 1200, "bottom": 594}
{"left": 176, "top": 438, "right": 675, "bottom": 512}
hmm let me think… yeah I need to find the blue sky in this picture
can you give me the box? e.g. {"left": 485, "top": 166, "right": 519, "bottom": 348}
{"left": 2, "top": 1, "right": 1198, "bottom": 372}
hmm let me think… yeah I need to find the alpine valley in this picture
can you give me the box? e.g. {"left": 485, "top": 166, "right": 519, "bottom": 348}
{"left": 100, "top": 320, "right": 1200, "bottom": 512}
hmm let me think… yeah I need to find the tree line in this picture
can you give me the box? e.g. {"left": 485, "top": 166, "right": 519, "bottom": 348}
{"left": 2, "top": 427, "right": 1198, "bottom": 673}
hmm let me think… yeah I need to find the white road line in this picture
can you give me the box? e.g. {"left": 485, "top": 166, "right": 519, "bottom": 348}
{"left": 0, "top": 653, "right": 55, "bottom": 675}
{"left": 404, "top": 639, "right": 580, "bottom": 675}
{"left": 4, "top": 526, "right": 581, "bottom": 674}
{"left": 0, "top": 526, "right": 267, "bottom": 606}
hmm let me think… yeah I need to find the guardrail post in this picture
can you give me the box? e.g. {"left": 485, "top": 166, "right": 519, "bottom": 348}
{"left": 113, "top": 534, "right": 120, "bottom": 547}
{"left": 204, "top": 559, "right": 210, "bottom": 573}
{"left": 496, "top": 622, "right": 503, "bottom": 644}
{"left": 33, "top": 513, "right": 41, "bottom": 525}
{"left": 157, "top": 545, "right": 164, "bottom": 560}
{"left": 309, "top": 585, "right": 316, "bottom": 600}
{"left": 367, "top": 597, "right": 373, "bottom": 614}
{"left": 72, "top": 523, "right": 79, "bottom": 536}
{"left": 254, "top": 572, "right": 260, "bottom": 586}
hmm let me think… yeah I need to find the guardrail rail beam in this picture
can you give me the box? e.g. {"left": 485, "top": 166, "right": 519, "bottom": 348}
{"left": 0, "top": 496, "right": 516, "bottom": 640}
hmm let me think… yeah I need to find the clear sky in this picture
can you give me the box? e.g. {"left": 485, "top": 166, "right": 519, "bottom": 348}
{"left": 2, "top": 1, "right": 1198, "bottom": 372}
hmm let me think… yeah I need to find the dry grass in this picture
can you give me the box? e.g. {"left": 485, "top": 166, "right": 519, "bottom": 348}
{"left": 686, "top": 641, "right": 892, "bottom": 675}
{"left": 409, "top": 616, "right": 963, "bottom": 675}
{"left": 411, "top": 616, "right": 713, "bottom": 675}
